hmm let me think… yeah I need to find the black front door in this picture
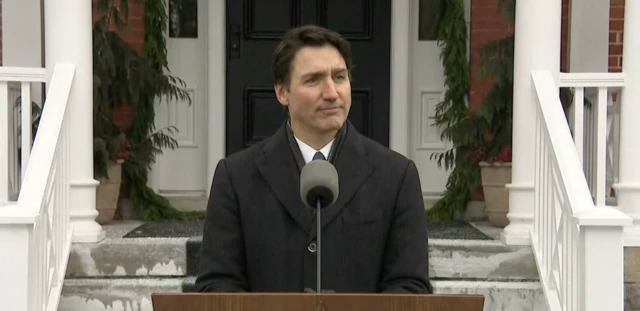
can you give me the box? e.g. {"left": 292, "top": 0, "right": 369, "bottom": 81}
{"left": 225, "top": 0, "right": 391, "bottom": 156}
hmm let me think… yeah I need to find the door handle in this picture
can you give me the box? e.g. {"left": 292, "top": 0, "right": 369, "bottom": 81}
{"left": 228, "top": 24, "right": 241, "bottom": 59}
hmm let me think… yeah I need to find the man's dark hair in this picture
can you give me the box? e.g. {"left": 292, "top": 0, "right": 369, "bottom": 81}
{"left": 272, "top": 25, "right": 353, "bottom": 89}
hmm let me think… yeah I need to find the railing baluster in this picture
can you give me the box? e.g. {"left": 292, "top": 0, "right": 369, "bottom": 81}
{"left": 562, "top": 208, "right": 568, "bottom": 310}
{"left": 8, "top": 85, "right": 21, "bottom": 196}
{"left": 534, "top": 116, "right": 541, "bottom": 237}
{"left": 612, "top": 91, "right": 621, "bottom": 196}
{"left": 573, "top": 87, "right": 585, "bottom": 163}
{"left": 21, "top": 82, "right": 32, "bottom": 180}
{"left": 0, "top": 81, "right": 9, "bottom": 202}
{"left": 39, "top": 219, "right": 45, "bottom": 311}
{"left": 63, "top": 107, "right": 70, "bottom": 246}
{"left": 545, "top": 142, "right": 552, "bottom": 273}
{"left": 586, "top": 92, "right": 595, "bottom": 196}
{"left": 54, "top": 150, "right": 61, "bottom": 286}
{"left": 595, "top": 87, "right": 608, "bottom": 205}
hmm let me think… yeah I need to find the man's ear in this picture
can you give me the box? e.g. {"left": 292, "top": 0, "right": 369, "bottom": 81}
{"left": 274, "top": 83, "right": 289, "bottom": 106}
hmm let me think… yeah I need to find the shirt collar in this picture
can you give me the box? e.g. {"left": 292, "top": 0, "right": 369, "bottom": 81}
{"left": 294, "top": 136, "right": 333, "bottom": 164}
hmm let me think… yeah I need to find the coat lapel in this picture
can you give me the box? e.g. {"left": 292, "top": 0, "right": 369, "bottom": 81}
{"left": 255, "top": 124, "right": 313, "bottom": 233}
{"left": 313, "top": 123, "right": 374, "bottom": 235}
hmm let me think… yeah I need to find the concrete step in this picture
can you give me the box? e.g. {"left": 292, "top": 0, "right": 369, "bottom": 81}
{"left": 185, "top": 236, "right": 539, "bottom": 281}
{"left": 58, "top": 276, "right": 640, "bottom": 311}
{"left": 59, "top": 278, "right": 183, "bottom": 311}
{"left": 66, "top": 221, "right": 189, "bottom": 278}
{"left": 433, "top": 279, "right": 546, "bottom": 310}
{"left": 61, "top": 220, "right": 640, "bottom": 311}
{"left": 60, "top": 276, "right": 545, "bottom": 311}
{"left": 61, "top": 220, "right": 546, "bottom": 311}
{"left": 68, "top": 220, "right": 538, "bottom": 280}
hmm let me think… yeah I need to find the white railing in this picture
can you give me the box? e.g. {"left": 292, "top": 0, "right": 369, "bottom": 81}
{"left": 0, "top": 66, "right": 46, "bottom": 202}
{"left": 559, "top": 72, "right": 623, "bottom": 206}
{"left": 0, "top": 63, "right": 75, "bottom": 311}
{"left": 531, "top": 70, "right": 631, "bottom": 311}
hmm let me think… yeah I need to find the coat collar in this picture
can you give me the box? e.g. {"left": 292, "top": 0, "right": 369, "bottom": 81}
{"left": 254, "top": 121, "right": 374, "bottom": 234}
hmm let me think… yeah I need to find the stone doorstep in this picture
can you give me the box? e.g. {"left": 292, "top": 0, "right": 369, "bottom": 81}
{"left": 65, "top": 237, "right": 189, "bottom": 278}
{"left": 66, "top": 235, "right": 540, "bottom": 281}
{"left": 126, "top": 197, "right": 487, "bottom": 216}
{"left": 58, "top": 277, "right": 545, "bottom": 311}
{"left": 56, "top": 277, "right": 640, "bottom": 311}
{"left": 59, "top": 278, "right": 183, "bottom": 311}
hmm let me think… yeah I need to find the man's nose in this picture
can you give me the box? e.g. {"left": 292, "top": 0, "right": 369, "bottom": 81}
{"left": 322, "top": 79, "right": 339, "bottom": 101}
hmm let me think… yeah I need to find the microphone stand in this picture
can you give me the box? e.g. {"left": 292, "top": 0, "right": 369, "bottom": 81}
{"left": 316, "top": 199, "right": 321, "bottom": 293}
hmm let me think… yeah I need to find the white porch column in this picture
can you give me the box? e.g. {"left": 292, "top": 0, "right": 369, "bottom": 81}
{"left": 501, "top": 0, "right": 562, "bottom": 245}
{"left": 389, "top": 0, "right": 410, "bottom": 157}
{"left": 614, "top": 0, "right": 640, "bottom": 246}
{"left": 44, "top": 0, "right": 104, "bottom": 242}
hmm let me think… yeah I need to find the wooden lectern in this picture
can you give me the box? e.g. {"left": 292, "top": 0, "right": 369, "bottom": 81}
{"left": 151, "top": 293, "right": 485, "bottom": 311}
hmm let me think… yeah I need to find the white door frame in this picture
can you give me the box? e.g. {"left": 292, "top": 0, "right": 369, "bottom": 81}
{"left": 206, "top": 0, "right": 412, "bottom": 195}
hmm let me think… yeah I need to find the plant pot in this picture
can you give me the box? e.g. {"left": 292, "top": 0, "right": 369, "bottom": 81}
{"left": 479, "top": 162, "right": 511, "bottom": 228}
{"left": 96, "top": 160, "right": 123, "bottom": 224}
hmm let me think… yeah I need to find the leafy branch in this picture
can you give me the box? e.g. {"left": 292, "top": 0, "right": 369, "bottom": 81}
{"left": 93, "top": 0, "right": 197, "bottom": 220}
{"left": 426, "top": 0, "right": 480, "bottom": 221}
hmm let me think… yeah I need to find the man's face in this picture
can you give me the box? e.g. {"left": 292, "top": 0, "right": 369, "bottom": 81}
{"left": 275, "top": 44, "right": 351, "bottom": 135}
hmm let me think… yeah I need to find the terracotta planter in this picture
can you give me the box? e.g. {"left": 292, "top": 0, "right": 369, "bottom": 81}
{"left": 479, "top": 162, "right": 511, "bottom": 228}
{"left": 96, "top": 161, "right": 123, "bottom": 224}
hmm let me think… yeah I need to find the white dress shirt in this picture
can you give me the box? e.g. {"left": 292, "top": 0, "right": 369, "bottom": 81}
{"left": 294, "top": 136, "right": 333, "bottom": 164}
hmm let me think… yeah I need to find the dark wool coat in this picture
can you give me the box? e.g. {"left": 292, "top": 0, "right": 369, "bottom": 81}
{"left": 195, "top": 121, "right": 433, "bottom": 293}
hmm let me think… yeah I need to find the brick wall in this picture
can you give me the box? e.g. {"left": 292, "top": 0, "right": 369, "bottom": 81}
{"left": 468, "top": 0, "right": 569, "bottom": 112}
{"left": 561, "top": 0, "right": 570, "bottom": 72}
{"left": 468, "top": 0, "right": 514, "bottom": 113}
{"left": 610, "top": 0, "right": 625, "bottom": 72}
{"left": 92, "top": 2, "right": 146, "bottom": 204}
{"left": 92, "top": 2, "right": 146, "bottom": 131}
{"left": 470, "top": 0, "right": 625, "bottom": 112}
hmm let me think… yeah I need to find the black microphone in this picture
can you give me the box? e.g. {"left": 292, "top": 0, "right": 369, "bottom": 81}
{"left": 299, "top": 159, "right": 339, "bottom": 293}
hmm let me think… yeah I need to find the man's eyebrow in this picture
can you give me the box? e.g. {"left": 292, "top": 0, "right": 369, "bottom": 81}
{"left": 301, "top": 68, "right": 348, "bottom": 79}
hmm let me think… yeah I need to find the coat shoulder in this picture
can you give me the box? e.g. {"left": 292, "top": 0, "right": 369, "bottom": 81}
{"left": 217, "top": 139, "right": 269, "bottom": 173}
{"left": 359, "top": 135, "right": 413, "bottom": 170}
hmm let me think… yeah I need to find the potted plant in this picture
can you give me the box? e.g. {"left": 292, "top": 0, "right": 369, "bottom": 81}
{"left": 94, "top": 133, "right": 130, "bottom": 224}
{"left": 472, "top": 0, "right": 515, "bottom": 227}
{"left": 468, "top": 142, "right": 512, "bottom": 227}
{"left": 92, "top": 0, "right": 192, "bottom": 221}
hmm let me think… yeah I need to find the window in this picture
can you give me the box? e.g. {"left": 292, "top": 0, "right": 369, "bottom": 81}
{"left": 418, "top": 0, "right": 445, "bottom": 41}
{"left": 169, "top": 0, "right": 198, "bottom": 38}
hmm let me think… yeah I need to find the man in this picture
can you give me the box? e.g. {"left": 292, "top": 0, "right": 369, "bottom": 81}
{"left": 195, "top": 25, "right": 432, "bottom": 293}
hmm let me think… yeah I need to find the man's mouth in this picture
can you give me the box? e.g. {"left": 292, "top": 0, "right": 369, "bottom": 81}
{"left": 319, "top": 106, "right": 341, "bottom": 111}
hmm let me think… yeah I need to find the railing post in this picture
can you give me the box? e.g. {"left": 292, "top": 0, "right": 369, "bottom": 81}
{"left": 0, "top": 222, "right": 30, "bottom": 310}
{"left": 503, "top": 0, "right": 562, "bottom": 245}
{"left": 613, "top": 0, "right": 640, "bottom": 246}
{"left": 44, "top": 0, "right": 104, "bottom": 242}
{"left": 575, "top": 207, "right": 631, "bottom": 311}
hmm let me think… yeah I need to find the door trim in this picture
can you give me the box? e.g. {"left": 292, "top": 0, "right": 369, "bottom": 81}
{"left": 206, "top": 0, "right": 411, "bottom": 195}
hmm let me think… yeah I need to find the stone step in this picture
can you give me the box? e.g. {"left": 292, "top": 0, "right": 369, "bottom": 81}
{"left": 59, "top": 278, "right": 183, "bottom": 311}
{"left": 67, "top": 221, "right": 539, "bottom": 281}
{"left": 59, "top": 277, "right": 546, "bottom": 311}
{"left": 185, "top": 236, "right": 539, "bottom": 281}
{"left": 178, "top": 276, "right": 546, "bottom": 311}
{"left": 66, "top": 221, "right": 190, "bottom": 278}
{"left": 58, "top": 276, "right": 640, "bottom": 311}
{"left": 61, "top": 220, "right": 545, "bottom": 311}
